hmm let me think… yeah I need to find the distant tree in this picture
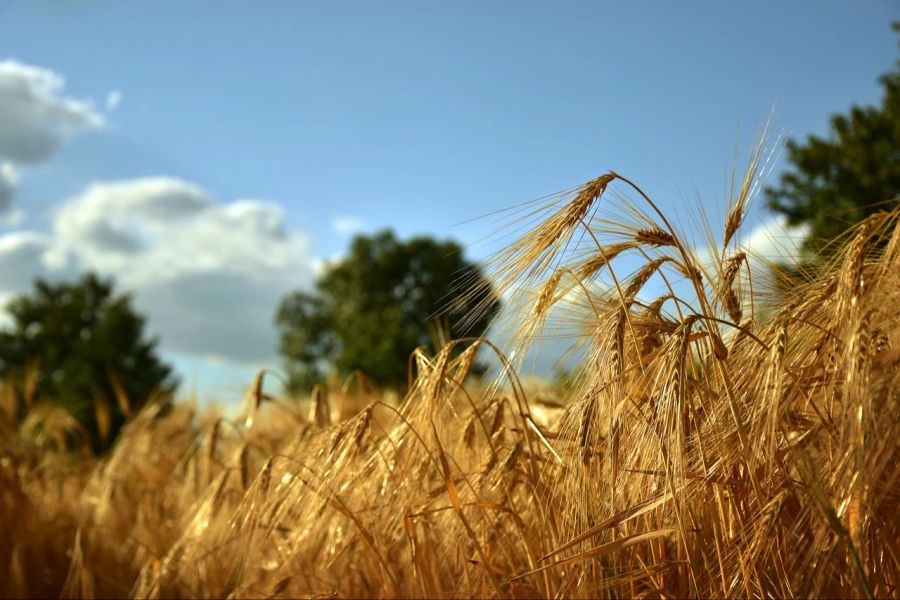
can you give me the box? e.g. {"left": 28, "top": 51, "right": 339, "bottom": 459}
{"left": 276, "top": 230, "right": 500, "bottom": 392}
{"left": 765, "top": 23, "right": 899, "bottom": 253}
{"left": 0, "top": 273, "right": 176, "bottom": 452}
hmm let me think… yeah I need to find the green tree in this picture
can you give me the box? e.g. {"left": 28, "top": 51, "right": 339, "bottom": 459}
{"left": 0, "top": 273, "right": 177, "bottom": 452}
{"left": 276, "top": 230, "right": 500, "bottom": 391}
{"left": 765, "top": 23, "right": 900, "bottom": 253}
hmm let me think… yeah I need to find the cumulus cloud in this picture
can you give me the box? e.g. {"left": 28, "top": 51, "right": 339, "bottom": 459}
{"left": 692, "top": 215, "right": 808, "bottom": 274}
{"left": 39, "top": 177, "right": 315, "bottom": 363}
{"left": 736, "top": 215, "right": 808, "bottom": 261}
{"left": 0, "top": 60, "right": 104, "bottom": 165}
{"left": 331, "top": 215, "right": 366, "bottom": 236}
{"left": 135, "top": 272, "right": 291, "bottom": 363}
{"left": 0, "top": 176, "right": 315, "bottom": 364}
{"left": 54, "top": 177, "right": 212, "bottom": 258}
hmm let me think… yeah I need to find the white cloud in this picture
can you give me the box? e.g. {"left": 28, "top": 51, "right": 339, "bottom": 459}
{"left": 134, "top": 271, "right": 291, "bottom": 363}
{"left": 105, "top": 89, "right": 122, "bottom": 111}
{"left": 53, "top": 177, "right": 212, "bottom": 259}
{"left": 692, "top": 215, "right": 808, "bottom": 275}
{"left": 45, "top": 177, "right": 315, "bottom": 363}
{"left": 736, "top": 215, "right": 808, "bottom": 261}
{"left": 0, "top": 60, "right": 104, "bottom": 165}
{"left": 0, "top": 163, "right": 16, "bottom": 213}
{"left": 331, "top": 215, "right": 366, "bottom": 236}
{"left": 0, "top": 177, "right": 316, "bottom": 365}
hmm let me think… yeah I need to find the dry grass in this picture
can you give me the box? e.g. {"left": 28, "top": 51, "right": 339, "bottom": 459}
{"left": 1, "top": 166, "right": 899, "bottom": 599}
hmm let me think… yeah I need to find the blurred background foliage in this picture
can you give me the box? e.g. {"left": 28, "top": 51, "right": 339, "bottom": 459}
{"left": 0, "top": 273, "right": 175, "bottom": 452}
{"left": 276, "top": 229, "right": 500, "bottom": 393}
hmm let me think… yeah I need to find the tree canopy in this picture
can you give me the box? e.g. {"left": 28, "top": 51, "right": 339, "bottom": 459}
{"left": 276, "top": 230, "right": 500, "bottom": 392}
{"left": 765, "top": 23, "right": 899, "bottom": 253}
{"left": 0, "top": 273, "right": 176, "bottom": 452}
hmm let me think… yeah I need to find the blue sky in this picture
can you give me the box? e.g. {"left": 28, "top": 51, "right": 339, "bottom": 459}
{"left": 0, "top": 1, "right": 896, "bottom": 401}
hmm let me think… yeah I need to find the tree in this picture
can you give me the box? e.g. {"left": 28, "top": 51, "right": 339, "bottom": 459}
{"left": 0, "top": 273, "right": 177, "bottom": 452}
{"left": 765, "top": 23, "right": 899, "bottom": 253}
{"left": 276, "top": 230, "right": 500, "bottom": 391}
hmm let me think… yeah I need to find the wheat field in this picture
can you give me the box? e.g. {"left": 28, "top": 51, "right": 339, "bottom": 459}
{"left": 1, "top": 166, "right": 899, "bottom": 599}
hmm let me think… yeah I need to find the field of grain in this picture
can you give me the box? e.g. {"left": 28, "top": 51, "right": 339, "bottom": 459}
{"left": 2, "top": 167, "right": 899, "bottom": 599}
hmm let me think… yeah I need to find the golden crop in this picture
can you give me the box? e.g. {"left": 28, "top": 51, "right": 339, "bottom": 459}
{"left": 2, "top": 161, "right": 898, "bottom": 598}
